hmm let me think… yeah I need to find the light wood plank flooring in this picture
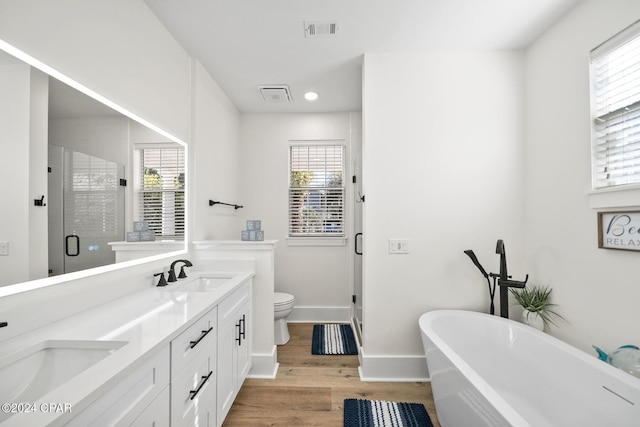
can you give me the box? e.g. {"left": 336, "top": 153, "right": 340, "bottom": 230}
{"left": 222, "top": 323, "right": 440, "bottom": 426}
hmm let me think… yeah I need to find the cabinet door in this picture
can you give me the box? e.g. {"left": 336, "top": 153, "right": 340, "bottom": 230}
{"left": 216, "top": 315, "right": 236, "bottom": 427}
{"left": 236, "top": 300, "right": 252, "bottom": 385}
{"left": 171, "top": 338, "right": 217, "bottom": 427}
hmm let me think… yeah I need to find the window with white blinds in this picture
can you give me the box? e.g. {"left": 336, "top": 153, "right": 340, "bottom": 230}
{"left": 590, "top": 20, "right": 640, "bottom": 189}
{"left": 134, "top": 145, "right": 185, "bottom": 239}
{"left": 289, "top": 144, "right": 345, "bottom": 237}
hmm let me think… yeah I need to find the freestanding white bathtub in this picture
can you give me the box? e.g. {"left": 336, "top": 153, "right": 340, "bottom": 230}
{"left": 419, "top": 310, "right": 640, "bottom": 427}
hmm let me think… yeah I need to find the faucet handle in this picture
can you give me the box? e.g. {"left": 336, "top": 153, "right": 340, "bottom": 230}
{"left": 154, "top": 272, "right": 168, "bottom": 287}
{"left": 178, "top": 265, "right": 189, "bottom": 279}
{"left": 498, "top": 274, "right": 528, "bottom": 288}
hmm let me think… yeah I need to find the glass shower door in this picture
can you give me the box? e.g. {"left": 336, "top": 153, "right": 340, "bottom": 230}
{"left": 48, "top": 145, "right": 125, "bottom": 275}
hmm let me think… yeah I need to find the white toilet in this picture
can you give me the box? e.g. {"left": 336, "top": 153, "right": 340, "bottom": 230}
{"left": 274, "top": 292, "right": 295, "bottom": 345}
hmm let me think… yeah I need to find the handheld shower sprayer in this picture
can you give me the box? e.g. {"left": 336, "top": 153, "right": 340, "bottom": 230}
{"left": 463, "top": 250, "right": 489, "bottom": 279}
{"left": 463, "top": 249, "right": 495, "bottom": 314}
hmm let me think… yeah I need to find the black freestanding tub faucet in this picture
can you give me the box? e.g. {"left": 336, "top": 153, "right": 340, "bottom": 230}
{"left": 495, "top": 239, "right": 528, "bottom": 318}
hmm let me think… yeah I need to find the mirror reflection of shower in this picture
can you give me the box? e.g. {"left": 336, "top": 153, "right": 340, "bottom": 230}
{"left": 48, "top": 145, "right": 125, "bottom": 275}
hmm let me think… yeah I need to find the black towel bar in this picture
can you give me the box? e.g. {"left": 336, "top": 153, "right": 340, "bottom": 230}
{"left": 208, "top": 200, "right": 243, "bottom": 210}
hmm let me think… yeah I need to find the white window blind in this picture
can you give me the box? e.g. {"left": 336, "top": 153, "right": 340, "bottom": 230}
{"left": 64, "top": 150, "right": 123, "bottom": 237}
{"left": 591, "top": 20, "right": 640, "bottom": 189}
{"left": 135, "top": 146, "right": 185, "bottom": 239}
{"left": 289, "top": 144, "right": 345, "bottom": 237}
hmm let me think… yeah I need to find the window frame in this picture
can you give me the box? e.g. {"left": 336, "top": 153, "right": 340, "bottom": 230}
{"left": 590, "top": 19, "right": 640, "bottom": 192}
{"left": 133, "top": 143, "right": 186, "bottom": 240}
{"left": 287, "top": 140, "right": 347, "bottom": 246}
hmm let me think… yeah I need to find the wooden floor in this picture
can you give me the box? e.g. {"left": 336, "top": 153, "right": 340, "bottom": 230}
{"left": 222, "top": 323, "right": 440, "bottom": 426}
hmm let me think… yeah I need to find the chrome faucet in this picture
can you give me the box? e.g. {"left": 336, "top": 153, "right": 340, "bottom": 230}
{"left": 494, "top": 239, "right": 528, "bottom": 319}
{"left": 168, "top": 259, "right": 193, "bottom": 282}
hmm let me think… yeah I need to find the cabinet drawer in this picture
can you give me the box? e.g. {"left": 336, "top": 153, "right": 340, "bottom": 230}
{"left": 171, "top": 338, "right": 217, "bottom": 426}
{"left": 130, "top": 385, "right": 170, "bottom": 427}
{"left": 66, "top": 346, "right": 169, "bottom": 427}
{"left": 218, "top": 280, "right": 252, "bottom": 326}
{"left": 171, "top": 306, "right": 217, "bottom": 378}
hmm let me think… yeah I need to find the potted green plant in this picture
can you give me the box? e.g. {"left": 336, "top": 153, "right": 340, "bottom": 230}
{"left": 509, "top": 284, "right": 566, "bottom": 331}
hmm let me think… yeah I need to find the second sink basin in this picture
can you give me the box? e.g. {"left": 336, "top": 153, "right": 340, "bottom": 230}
{"left": 0, "top": 339, "right": 127, "bottom": 420}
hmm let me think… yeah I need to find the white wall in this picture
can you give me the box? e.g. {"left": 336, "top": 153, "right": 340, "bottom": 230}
{"left": 49, "top": 117, "right": 130, "bottom": 166}
{"left": 524, "top": 0, "right": 640, "bottom": 353}
{"left": 28, "top": 68, "right": 49, "bottom": 281}
{"left": 191, "top": 60, "right": 242, "bottom": 241}
{"left": 362, "top": 52, "right": 526, "bottom": 379}
{"left": 0, "top": 64, "right": 34, "bottom": 285}
{"left": 239, "top": 113, "right": 361, "bottom": 321}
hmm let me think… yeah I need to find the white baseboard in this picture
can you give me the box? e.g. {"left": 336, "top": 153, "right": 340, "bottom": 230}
{"left": 248, "top": 346, "right": 278, "bottom": 379}
{"left": 287, "top": 306, "right": 350, "bottom": 323}
{"left": 358, "top": 350, "right": 430, "bottom": 382}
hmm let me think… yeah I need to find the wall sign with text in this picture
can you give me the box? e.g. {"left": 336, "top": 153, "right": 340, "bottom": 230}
{"left": 598, "top": 211, "right": 640, "bottom": 251}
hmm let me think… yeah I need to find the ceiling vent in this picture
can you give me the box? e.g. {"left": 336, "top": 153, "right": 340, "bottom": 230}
{"left": 304, "top": 21, "right": 339, "bottom": 38}
{"left": 258, "top": 85, "right": 292, "bottom": 103}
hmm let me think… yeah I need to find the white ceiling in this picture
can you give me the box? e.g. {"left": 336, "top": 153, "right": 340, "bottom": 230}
{"left": 147, "top": 0, "right": 582, "bottom": 114}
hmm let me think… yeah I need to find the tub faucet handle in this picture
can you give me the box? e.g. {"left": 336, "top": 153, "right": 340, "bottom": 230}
{"left": 498, "top": 274, "right": 528, "bottom": 288}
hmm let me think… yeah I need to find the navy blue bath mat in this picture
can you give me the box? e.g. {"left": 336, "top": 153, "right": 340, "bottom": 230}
{"left": 343, "top": 399, "right": 434, "bottom": 427}
{"left": 311, "top": 324, "right": 358, "bottom": 355}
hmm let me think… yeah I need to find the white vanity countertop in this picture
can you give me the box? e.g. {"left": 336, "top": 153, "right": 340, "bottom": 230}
{"left": 0, "top": 270, "right": 253, "bottom": 427}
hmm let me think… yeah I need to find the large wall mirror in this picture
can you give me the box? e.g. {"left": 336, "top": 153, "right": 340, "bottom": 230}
{"left": 0, "top": 46, "right": 187, "bottom": 291}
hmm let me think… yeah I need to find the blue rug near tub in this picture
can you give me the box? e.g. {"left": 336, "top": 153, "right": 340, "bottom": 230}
{"left": 343, "top": 399, "right": 434, "bottom": 427}
{"left": 311, "top": 324, "right": 358, "bottom": 355}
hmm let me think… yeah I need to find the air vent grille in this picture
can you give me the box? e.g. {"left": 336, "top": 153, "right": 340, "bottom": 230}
{"left": 304, "top": 21, "right": 339, "bottom": 38}
{"left": 258, "top": 85, "right": 292, "bottom": 103}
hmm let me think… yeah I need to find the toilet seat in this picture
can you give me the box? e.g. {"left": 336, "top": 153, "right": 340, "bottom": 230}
{"left": 274, "top": 292, "right": 294, "bottom": 307}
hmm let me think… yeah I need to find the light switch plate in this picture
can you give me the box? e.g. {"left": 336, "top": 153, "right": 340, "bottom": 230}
{"left": 0, "top": 241, "right": 8, "bottom": 256}
{"left": 389, "top": 239, "right": 410, "bottom": 254}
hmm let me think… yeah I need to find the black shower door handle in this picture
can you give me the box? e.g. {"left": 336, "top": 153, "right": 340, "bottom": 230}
{"left": 355, "top": 233, "right": 363, "bottom": 255}
{"left": 65, "top": 234, "right": 80, "bottom": 257}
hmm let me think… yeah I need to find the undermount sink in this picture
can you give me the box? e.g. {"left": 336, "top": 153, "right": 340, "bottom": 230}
{"left": 176, "top": 276, "right": 232, "bottom": 292}
{"left": 0, "top": 339, "right": 127, "bottom": 420}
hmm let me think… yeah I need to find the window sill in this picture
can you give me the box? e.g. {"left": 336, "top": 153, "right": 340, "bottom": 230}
{"left": 286, "top": 237, "right": 347, "bottom": 247}
{"left": 588, "top": 184, "right": 640, "bottom": 210}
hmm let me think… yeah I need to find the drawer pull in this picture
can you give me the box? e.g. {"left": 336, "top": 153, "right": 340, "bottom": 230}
{"left": 236, "top": 314, "right": 247, "bottom": 346}
{"left": 240, "top": 314, "right": 246, "bottom": 340}
{"left": 189, "top": 326, "right": 213, "bottom": 349}
{"left": 189, "top": 370, "right": 213, "bottom": 400}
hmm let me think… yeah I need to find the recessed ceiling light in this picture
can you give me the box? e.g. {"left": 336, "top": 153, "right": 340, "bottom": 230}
{"left": 304, "top": 92, "right": 319, "bottom": 101}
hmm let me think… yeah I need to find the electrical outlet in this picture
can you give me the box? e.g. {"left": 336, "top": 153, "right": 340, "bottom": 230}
{"left": 0, "top": 241, "right": 8, "bottom": 256}
{"left": 389, "top": 239, "right": 410, "bottom": 254}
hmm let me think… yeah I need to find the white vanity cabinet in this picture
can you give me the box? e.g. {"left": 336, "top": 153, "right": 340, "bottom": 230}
{"left": 23, "top": 274, "right": 255, "bottom": 427}
{"left": 66, "top": 346, "right": 170, "bottom": 427}
{"left": 216, "top": 281, "right": 252, "bottom": 426}
{"left": 170, "top": 307, "right": 218, "bottom": 427}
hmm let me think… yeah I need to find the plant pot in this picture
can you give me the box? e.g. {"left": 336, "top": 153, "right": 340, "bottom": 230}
{"left": 522, "top": 309, "right": 544, "bottom": 331}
